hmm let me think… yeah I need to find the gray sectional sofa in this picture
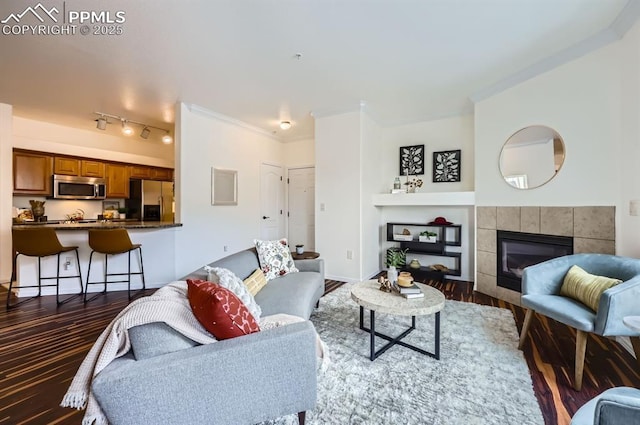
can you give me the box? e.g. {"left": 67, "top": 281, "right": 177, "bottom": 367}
{"left": 91, "top": 248, "right": 325, "bottom": 425}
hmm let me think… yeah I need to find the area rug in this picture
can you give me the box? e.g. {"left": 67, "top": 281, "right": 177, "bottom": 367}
{"left": 268, "top": 282, "right": 544, "bottom": 425}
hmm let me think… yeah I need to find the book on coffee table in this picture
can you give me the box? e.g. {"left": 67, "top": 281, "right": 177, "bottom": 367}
{"left": 402, "top": 291, "right": 425, "bottom": 299}
{"left": 398, "top": 282, "right": 422, "bottom": 294}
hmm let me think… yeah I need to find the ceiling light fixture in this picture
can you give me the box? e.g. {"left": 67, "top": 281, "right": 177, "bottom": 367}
{"left": 96, "top": 116, "right": 108, "bottom": 130}
{"left": 280, "top": 121, "right": 292, "bottom": 130}
{"left": 140, "top": 126, "right": 151, "bottom": 139}
{"left": 93, "top": 112, "right": 173, "bottom": 143}
{"left": 121, "top": 119, "right": 134, "bottom": 136}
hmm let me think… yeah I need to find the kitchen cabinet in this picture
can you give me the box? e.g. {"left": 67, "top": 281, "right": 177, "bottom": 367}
{"left": 55, "top": 156, "right": 105, "bottom": 178}
{"left": 54, "top": 156, "right": 79, "bottom": 176}
{"left": 105, "top": 163, "right": 130, "bottom": 198}
{"left": 129, "top": 165, "right": 151, "bottom": 179}
{"left": 150, "top": 167, "right": 173, "bottom": 181}
{"left": 13, "top": 150, "right": 53, "bottom": 196}
{"left": 81, "top": 160, "right": 105, "bottom": 178}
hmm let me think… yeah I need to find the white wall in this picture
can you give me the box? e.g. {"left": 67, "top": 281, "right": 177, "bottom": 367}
{"left": 174, "top": 103, "right": 285, "bottom": 278}
{"left": 315, "top": 110, "right": 362, "bottom": 281}
{"left": 619, "top": 21, "right": 640, "bottom": 257}
{"left": 474, "top": 42, "right": 621, "bottom": 208}
{"left": 380, "top": 115, "right": 474, "bottom": 193}
{"left": 0, "top": 104, "right": 12, "bottom": 284}
{"left": 284, "top": 138, "right": 315, "bottom": 167}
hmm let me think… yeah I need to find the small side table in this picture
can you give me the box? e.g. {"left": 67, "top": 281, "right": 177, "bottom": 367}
{"left": 291, "top": 251, "right": 320, "bottom": 260}
{"left": 623, "top": 316, "right": 640, "bottom": 332}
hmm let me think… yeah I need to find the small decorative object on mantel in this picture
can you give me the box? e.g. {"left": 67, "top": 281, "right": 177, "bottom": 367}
{"left": 404, "top": 177, "right": 423, "bottom": 193}
{"left": 295, "top": 244, "right": 304, "bottom": 255}
{"left": 427, "top": 216, "right": 453, "bottom": 225}
{"left": 433, "top": 149, "right": 461, "bottom": 183}
{"left": 399, "top": 144, "right": 425, "bottom": 176}
{"left": 393, "top": 228, "right": 413, "bottom": 241}
{"left": 409, "top": 259, "right": 421, "bottom": 269}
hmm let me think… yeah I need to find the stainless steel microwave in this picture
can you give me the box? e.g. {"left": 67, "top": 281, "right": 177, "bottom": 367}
{"left": 52, "top": 175, "right": 107, "bottom": 200}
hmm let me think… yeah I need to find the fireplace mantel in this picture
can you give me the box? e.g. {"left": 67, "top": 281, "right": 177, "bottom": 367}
{"left": 372, "top": 191, "right": 475, "bottom": 207}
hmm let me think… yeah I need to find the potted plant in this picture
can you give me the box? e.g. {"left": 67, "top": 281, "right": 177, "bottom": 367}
{"left": 385, "top": 248, "right": 408, "bottom": 284}
{"left": 117, "top": 207, "right": 128, "bottom": 220}
{"left": 419, "top": 230, "right": 437, "bottom": 243}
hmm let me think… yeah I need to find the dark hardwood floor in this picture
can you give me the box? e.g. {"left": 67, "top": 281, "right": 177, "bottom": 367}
{"left": 1, "top": 279, "right": 639, "bottom": 425}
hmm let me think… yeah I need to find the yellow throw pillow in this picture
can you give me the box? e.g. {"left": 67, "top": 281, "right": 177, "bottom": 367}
{"left": 243, "top": 268, "right": 268, "bottom": 296}
{"left": 560, "top": 265, "right": 621, "bottom": 311}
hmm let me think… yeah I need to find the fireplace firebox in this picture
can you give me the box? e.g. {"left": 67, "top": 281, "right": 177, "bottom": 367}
{"left": 497, "top": 230, "right": 573, "bottom": 292}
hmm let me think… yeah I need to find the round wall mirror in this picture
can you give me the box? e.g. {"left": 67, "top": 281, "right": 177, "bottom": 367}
{"left": 499, "top": 125, "right": 565, "bottom": 190}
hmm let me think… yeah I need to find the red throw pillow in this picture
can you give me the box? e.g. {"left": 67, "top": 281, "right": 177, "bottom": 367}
{"left": 186, "top": 279, "right": 260, "bottom": 340}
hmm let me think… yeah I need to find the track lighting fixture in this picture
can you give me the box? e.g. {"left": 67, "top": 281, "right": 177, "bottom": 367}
{"left": 93, "top": 112, "right": 172, "bottom": 143}
{"left": 121, "top": 119, "right": 134, "bottom": 136}
{"left": 280, "top": 121, "right": 292, "bottom": 130}
{"left": 96, "top": 116, "right": 108, "bottom": 130}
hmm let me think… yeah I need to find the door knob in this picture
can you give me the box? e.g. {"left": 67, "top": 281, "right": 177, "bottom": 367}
{"left": 262, "top": 216, "right": 269, "bottom": 219}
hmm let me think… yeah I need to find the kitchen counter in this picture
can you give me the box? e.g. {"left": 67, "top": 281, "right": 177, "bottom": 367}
{"left": 12, "top": 221, "right": 182, "bottom": 230}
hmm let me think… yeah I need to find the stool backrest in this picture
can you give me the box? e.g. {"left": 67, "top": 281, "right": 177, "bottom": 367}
{"left": 12, "top": 228, "right": 65, "bottom": 257}
{"left": 89, "top": 229, "right": 135, "bottom": 254}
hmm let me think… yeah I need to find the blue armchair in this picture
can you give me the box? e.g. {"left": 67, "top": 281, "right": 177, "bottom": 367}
{"left": 571, "top": 387, "right": 640, "bottom": 424}
{"left": 518, "top": 254, "right": 640, "bottom": 390}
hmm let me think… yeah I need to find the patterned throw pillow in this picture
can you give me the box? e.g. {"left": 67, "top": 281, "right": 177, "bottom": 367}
{"left": 254, "top": 238, "right": 299, "bottom": 281}
{"left": 243, "top": 268, "right": 268, "bottom": 296}
{"left": 560, "top": 265, "right": 622, "bottom": 312}
{"left": 186, "top": 279, "right": 260, "bottom": 340}
{"left": 204, "top": 266, "right": 261, "bottom": 320}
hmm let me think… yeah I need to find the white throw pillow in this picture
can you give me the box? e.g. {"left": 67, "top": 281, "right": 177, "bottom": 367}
{"left": 203, "top": 266, "right": 262, "bottom": 320}
{"left": 254, "top": 238, "right": 299, "bottom": 281}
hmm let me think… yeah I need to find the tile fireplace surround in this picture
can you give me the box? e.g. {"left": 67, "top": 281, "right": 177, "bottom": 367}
{"left": 476, "top": 206, "right": 615, "bottom": 305}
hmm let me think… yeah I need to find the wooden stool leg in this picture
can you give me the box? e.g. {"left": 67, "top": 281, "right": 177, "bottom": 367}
{"left": 127, "top": 250, "right": 132, "bottom": 300}
{"left": 298, "top": 411, "right": 306, "bottom": 425}
{"left": 574, "top": 329, "right": 587, "bottom": 391}
{"left": 519, "top": 309, "right": 534, "bottom": 349}
{"left": 6, "top": 253, "right": 19, "bottom": 308}
{"left": 138, "top": 247, "right": 146, "bottom": 290}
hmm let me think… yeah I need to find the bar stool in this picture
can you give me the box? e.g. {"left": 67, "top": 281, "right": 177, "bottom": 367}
{"left": 7, "top": 227, "right": 83, "bottom": 308}
{"left": 85, "top": 228, "right": 146, "bottom": 302}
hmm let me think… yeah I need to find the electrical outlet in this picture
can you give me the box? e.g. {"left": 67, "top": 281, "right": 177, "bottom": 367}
{"left": 320, "top": 203, "right": 325, "bottom": 212}
{"left": 64, "top": 257, "right": 73, "bottom": 270}
{"left": 223, "top": 245, "right": 229, "bottom": 252}
{"left": 631, "top": 200, "right": 640, "bottom": 216}
{"left": 346, "top": 250, "right": 353, "bottom": 260}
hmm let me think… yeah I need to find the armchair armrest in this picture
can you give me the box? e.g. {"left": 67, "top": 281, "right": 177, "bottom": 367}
{"left": 596, "top": 277, "right": 640, "bottom": 336}
{"left": 92, "top": 321, "right": 318, "bottom": 425}
{"left": 295, "top": 258, "right": 324, "bottom": 277}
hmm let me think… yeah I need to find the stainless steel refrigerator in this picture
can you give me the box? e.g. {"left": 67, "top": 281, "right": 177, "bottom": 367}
{"left": 126, "top": 180, "right": 174, "bottom": 222}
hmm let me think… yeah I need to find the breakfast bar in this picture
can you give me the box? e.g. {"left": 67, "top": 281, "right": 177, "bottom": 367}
{"left": 11, "top": 221, "right": 183, "bottom": 298}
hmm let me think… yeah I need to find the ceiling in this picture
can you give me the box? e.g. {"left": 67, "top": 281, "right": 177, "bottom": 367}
{"left": 0, "top": 0, "right": 637, "bottom": 142}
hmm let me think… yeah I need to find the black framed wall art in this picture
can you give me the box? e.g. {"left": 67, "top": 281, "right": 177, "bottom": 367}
{"left": 399, "top": 144, "right": 424, "bottom": 176}
{"left": 433, "top": 149, "right": 461, "bottom": 182}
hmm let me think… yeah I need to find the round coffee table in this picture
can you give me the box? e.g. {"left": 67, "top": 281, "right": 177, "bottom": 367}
{"left": 350, "top": 280, "right": 445, "bottom": 361}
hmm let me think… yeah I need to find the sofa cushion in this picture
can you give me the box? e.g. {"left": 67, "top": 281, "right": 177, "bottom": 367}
{"left": 129, "top": 322, "right": 200, "bottom": 360}
{"left": 254, "top": 238, "right": 298, "bottom": 281}
{"left": 243, "top": 268, "right": 268, "bottom": 296}
{"left": 187, "top": 279, "right": 260, "bottom": 340}
{"left": 204, "top": 266, "right": 262, "bottom": 320}
{"left": 560, "top": 265, "right": 621, "bottom": 311}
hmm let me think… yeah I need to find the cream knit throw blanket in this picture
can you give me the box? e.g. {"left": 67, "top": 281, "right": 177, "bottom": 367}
{"left": 60, "top": 281, "right": 217, "bottom": 425}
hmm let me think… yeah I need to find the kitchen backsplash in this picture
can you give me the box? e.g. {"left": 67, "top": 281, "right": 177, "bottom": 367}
{"left": 12, "top": 197, "right": 125, "bottom": 221}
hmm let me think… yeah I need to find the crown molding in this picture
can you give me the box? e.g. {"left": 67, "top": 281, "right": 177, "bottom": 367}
{"left": 184, "top": 103, "right": 283, "bottom": 142}
{"left": 310, "top": 101, "right": 367, "bottom": 119}
{"left": 471, "top": 1, "right": 640, "bottom": 103}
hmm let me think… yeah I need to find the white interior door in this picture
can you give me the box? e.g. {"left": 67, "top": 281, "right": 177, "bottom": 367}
{"left": 287, "top": 167, "right": 315, "bottom": 250}
{"left": 260, "top": 163, "right": 284, "bottom": 240}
